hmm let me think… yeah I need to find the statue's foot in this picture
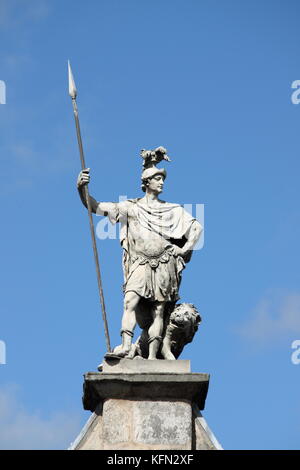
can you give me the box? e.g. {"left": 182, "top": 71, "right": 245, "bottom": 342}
{"left": 104, "top": 345, "right": 131, "bottom": 360}
{"left": 104, "top": 352, "right": 126, "bottom": 360}
{"left": 164, "top": 353, "right": 176, "bottom": 360}
{"left": 161, "top": 349, "right": 176, "bottom": 360}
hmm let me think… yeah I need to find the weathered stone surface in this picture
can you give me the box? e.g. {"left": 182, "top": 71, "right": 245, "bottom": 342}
{"left": 133, "top": 401, "right": 191, "bottom": 447}
{"left": 102, "top": 358, "right": 191, "bottom": 374}
{"left": 70, "top": 399, "right": 223, "bottom": 450}
{"left": 97, "top": 399, "right": 192, "bottom": 450}
{"left": 83, "top": 372, "right": 210, "bottom": 411}
{"left": 102, "top": 400, "right": 131, "bottom": 445}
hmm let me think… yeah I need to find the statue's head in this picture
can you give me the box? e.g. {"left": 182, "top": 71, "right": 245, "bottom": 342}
{"left": 141, "top": 169, "right": 166, "bottom": 193}
{"left": 140, "top": 146, "right": 170, "bottom": 193}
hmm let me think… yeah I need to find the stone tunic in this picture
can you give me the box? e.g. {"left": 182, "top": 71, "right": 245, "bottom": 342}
{"left": 100, "top": 199, "right": 198, "bottom": 302}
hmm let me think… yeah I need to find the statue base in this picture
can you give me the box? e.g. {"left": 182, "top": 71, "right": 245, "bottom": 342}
{"left": 69, "top": 359, "right": 222, "bottom": 450}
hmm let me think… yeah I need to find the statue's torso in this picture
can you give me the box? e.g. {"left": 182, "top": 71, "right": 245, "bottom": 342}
{"left": 126, "top": 202, "right": 170, "bottom": 258}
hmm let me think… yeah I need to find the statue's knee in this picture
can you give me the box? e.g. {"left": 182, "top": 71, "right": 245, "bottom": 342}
{"left": 152, "top": 306, "right": 164, "bottom": 318}
{"left": 124, "top": 298, "right": 131, "bottom": 310}
{"left": 124, "top": 292, "right": 138, "bottom": 310}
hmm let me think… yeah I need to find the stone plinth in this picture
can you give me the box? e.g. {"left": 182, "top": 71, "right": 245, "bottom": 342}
{"left": 69, "top": 360, "right": 222, "bottom": 450}
{"left": 102, "top": 358, "right": 191, "bottom": 374}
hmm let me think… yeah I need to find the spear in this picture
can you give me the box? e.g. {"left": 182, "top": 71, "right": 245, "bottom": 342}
{"left": 68, "top": 60, "right": 111, "bottom": 353}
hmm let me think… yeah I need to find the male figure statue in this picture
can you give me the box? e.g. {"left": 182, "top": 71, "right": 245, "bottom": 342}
{"left": 77, "top": 147, "right": 202, "bottom": 360}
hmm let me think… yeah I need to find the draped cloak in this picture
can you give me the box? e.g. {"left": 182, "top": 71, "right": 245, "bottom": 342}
{"left": 100, "top": 198, "right": 200, "bottom": 302}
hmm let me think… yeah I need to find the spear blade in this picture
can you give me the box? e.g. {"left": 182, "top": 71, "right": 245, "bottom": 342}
{"left": 68, "top": 60, "right": 77, "bottom": 99}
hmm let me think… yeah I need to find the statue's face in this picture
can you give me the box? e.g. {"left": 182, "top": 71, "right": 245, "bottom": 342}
{"left": 147, "top": 174, "right": 165, "bottom": 194}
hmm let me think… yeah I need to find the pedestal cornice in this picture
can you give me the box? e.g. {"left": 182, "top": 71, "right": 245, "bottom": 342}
{"left": 83, "top": 371, "right": 210, "bottom": 411}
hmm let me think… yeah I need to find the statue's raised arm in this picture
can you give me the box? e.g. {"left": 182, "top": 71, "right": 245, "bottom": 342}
{"left": 77, "top": 168, "right": 121, "bottom": 218}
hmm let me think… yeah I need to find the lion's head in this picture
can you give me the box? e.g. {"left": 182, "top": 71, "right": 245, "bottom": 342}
{"left": 170, "top": 303, "right": 201, "bottom": 328}
{"left": 166, "top": 303, "right": 202, "bottom": 358}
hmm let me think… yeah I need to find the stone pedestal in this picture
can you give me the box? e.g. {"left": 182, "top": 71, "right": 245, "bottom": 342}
{"left": 69, "top": 359, "right": 222, "bottom": 450}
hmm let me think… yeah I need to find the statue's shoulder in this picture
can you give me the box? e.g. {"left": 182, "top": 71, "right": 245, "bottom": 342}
{"left": 116, "top": 199, "right": 140, "bottom": 218}
{"left": 159, "top": 200, "right": 182, "bottom": 210}
{"left": 117, "top": 198, "right": 137, "bottom": 209}
{"left": 127, "top": 198, "right": 139, "bottom": 204}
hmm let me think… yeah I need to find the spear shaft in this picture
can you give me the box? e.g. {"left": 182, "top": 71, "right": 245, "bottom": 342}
{"left": 68, "top": 61, "right": 111, "bottom": 353}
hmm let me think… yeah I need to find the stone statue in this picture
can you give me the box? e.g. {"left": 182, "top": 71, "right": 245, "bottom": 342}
{"left": 77, "top": 146, "right": 203, "bottom": 360}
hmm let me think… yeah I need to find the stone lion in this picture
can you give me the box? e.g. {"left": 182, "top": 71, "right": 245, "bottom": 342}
{"left": 132, "top": 303, "right": 201, "bottom": 360}
{"left": 160, "top": 303, "right": 201, "bottom": 359}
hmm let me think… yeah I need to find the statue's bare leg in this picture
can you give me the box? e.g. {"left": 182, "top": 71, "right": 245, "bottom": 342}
{"left": 105, "top": 291, "right": 140, "bottom": 359}
{"left": 119, "top": 291, "right": 140, "bottom": 356}
{"left": 161, "top": 334, "right": 176, "bottom": 360}
{"left": 148, "top": 301, "right": 165, "bottom": 359}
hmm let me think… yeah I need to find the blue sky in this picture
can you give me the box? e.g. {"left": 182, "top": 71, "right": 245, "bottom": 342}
{"left": 0, "top": 0, "right": 300, "bottom": 449}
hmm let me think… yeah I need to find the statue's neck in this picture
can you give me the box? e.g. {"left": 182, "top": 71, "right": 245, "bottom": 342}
{"left": 145, "top": 190, "right": 159, "bottom": 202}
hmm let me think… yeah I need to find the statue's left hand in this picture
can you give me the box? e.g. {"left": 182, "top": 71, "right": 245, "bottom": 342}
{"left": 170, "top": 245, "right": 185, "bottom": 257}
